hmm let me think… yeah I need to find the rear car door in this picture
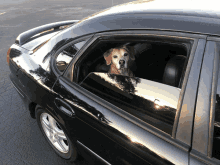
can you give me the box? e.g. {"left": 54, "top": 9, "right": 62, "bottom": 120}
{"left": 52, "top": 30, "right": 207, "bottom": 164}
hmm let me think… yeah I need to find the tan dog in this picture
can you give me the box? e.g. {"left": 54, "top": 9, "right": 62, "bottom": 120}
{"left": 103, "top": 46, "right": 135, "bottom": 77}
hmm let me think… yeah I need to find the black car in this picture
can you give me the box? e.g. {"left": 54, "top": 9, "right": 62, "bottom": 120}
{"left": 7, "top": 0, "right": 220, "bottom": 164}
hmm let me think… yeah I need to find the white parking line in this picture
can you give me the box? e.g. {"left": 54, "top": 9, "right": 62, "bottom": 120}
{"left": 0, "top": 12, "right": 6, "bottom": 15}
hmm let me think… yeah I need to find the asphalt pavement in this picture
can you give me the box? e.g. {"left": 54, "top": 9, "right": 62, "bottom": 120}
{"left": 0, "top": 0, "right": 133, "bottom": 164}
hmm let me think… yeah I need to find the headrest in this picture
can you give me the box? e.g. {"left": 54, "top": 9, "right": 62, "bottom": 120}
{"left": 162, "top": 55, "right": 186, "bottom": 87}
{"left": 95, "top": 63, "right": 110, "bottom": 72}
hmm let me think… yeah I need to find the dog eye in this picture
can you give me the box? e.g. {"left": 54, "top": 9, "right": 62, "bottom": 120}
{"left": 124, "top": 53, "right": 128, "bottom": 56}
{"left": 113, "top": 55, "right": 117, "bottom": 58}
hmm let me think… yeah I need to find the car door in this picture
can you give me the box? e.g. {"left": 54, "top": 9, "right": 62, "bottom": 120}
{"left": 52, "top": 30, "right": 207, "bottom": 165}
{"left": 189, "top": 38, "right": 220, "bottom": 164}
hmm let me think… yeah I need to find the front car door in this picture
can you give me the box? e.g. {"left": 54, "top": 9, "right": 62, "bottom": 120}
{"left": 52, "top": 30, "right": 207, "bottom": 164}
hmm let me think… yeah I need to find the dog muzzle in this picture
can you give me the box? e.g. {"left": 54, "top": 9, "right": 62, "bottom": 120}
{"left": 119, "top": 60, "right": 125, "bottom": 68}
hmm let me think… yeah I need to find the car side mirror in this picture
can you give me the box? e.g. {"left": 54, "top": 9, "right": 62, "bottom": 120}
{"left": 56, "top": 61, "right": 67, "bottom": 72}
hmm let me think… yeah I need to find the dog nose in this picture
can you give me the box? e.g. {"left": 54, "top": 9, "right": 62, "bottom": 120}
{"left": 119, "top": 60, "right": 125, "bottom": 65}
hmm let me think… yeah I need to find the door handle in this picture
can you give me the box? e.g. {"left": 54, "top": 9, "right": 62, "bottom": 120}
{"left": 54, "top": 98, "right": 75, "bottom": 117}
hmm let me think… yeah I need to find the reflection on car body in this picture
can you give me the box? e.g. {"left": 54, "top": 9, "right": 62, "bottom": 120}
{"left": 7, "top": 0, "right": 220, "bottom": 164}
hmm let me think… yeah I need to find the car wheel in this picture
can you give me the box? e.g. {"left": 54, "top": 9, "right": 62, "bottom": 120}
{"left": 35, "top": 105, "right": 78, "bottom": 162}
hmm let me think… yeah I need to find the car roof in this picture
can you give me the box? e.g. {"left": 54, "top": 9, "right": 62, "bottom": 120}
{"left": 53, "top": 0, "right": 220, "bottom": 44}
{"left": 80, "top": 0, "right": 220, "bottom": 21}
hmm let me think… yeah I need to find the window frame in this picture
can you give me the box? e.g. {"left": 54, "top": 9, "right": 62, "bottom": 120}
{"left": 189, "top": 38, "right": 220, "bottom": 165}
{"left": 51, "top": 34, "right": 94, "bottom": 77}
{"left": 63, "top": 30, "right": 205, "bottom": 144}
{"left": 73, "top": 34, "right": 192, "bottom": 85}
{"left": 64, "top": 30, "right": 204, "bottom": 83}
{"left": 203, "top": 37, "right": 220, "bottom": 162}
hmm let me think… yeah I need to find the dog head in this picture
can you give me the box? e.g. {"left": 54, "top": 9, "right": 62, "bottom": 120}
{"left": 103, "top": 45, "right": 135, "bottom": 72}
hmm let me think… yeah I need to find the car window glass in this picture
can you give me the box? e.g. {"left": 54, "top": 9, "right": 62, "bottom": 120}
{"left": 75, "top": 42, "right": 85, "bottom": 50}
{"left": 74, "top": 38, "right": 190, "bottom": 135}
{"left": 212, "top": 63, "right": 220, "bottom": 159}
{"left": 56, "top": 40, "right": 86, "bottom": 72}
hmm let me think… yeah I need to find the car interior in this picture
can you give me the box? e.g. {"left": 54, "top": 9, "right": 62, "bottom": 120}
{"left": 75, "top": 39, "right": 189, "bottom": 89}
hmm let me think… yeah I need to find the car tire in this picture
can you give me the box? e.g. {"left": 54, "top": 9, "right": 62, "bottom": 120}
{"left": 35, "top": 105, "right": 78, "bottom": 162}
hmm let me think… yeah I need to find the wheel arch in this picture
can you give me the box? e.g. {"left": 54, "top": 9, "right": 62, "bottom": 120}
{"left": 29, "top": 102, "right": 37, "bottom": 119}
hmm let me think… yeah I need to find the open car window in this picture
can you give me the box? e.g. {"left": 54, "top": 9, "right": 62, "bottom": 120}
{"left": 72, "top": 37, "right": 190, "bottom": 87}
{"left": 65, "top": 35, "right": 192, "bottom": 135}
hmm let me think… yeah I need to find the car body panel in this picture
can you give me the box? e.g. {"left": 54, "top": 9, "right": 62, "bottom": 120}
{"left": 46, "top": 14, "right": 220, "bottom": 56}
{"left": 81, "top": 0, "right": 220, "bottom": 20}
{"left": 175, "top": 39, "right": 207, "bottom": 145}
{"left": 8, "top": 28, "right": 207, "bottom": 165}
{"left": 72, "top": 14, "right": 220, "bottom": 36}
{"left": 21, "top": 31, "right": 60, "bottom": 50}
{"left": 81, "top": 72, "right": 181, "bottom": 135}
{"left": 9, "top": 43, "right": 64, "bottom": 115}
{"left": 192, "top": 41, "right": 216, "bottom": 155}
{"left": 9, "top": 72, "right": 32, "bottom": 115}
{"left": 50, "top": 0, "right": 220, "bottom": 43}
{"left": 68, "top": 29, "right": 207, "bottom": 138}
{"left": 49, "top": 29, "right": 206, "bottom": 165}
{"left": 8, "top": 1, "right": 220, "bottom": 164}
{"left": 52, "top": 76, "right": 188, "bottom": 165}
{"left": 189, "top": 147, "right": 220, "bottom": 165}
{"left": 26, "top": 1, "right": 220, "bottom": 66}
{"left": 51, "top": 29, "right": 209, "bottom": 164}
{"left": 8, "top": 32, "right": 94, "bottom": 121}
{"left": 206, "top": 37, "right": 220, "bottom": 158}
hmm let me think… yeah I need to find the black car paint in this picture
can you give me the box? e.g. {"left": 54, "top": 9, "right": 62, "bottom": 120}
{"left": 8, "top": 31, "right": 204, "bottom": 164}
{"left": 175, "top": 39, "right": 207, "bottom": 145}
{"left": 14, "top": 3, "right": 220, "bottom": 73}
{"left": 52, "top": 76, "right": 176, "bottom": 165}
{"left": 81, "top": 73, "right": 177, "bottom": 135}
{"left": 8, "top": 1, "right": 220, "bottom": 164}
{"left": 49, "top": 31, "right": 202, "bottom": 165}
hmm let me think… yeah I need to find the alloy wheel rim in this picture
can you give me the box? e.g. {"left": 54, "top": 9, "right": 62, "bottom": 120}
{"left": 40, "top": 112, "right": 69, "bottom": 153}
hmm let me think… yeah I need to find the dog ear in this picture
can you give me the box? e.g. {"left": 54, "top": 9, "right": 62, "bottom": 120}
{"left": 103, "top": 49, "right": 113, "bottom": 65}
{"left": 123, "top": 45, "right": 135, "bottom": 61}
